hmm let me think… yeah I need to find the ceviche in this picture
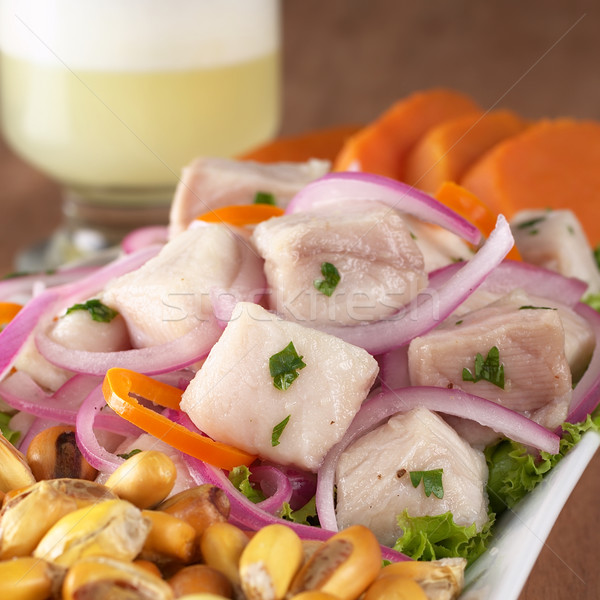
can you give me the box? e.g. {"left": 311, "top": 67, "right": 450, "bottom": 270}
{"left": 1, "top": 113, "right": 600, "bottom": 599}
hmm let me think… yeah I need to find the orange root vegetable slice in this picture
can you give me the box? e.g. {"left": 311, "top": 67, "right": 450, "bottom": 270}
{"left": 460, "top": 119, "right": 600, "bottom": 244}
{"left": 333, "top": 88, "right": 480, "bottom": 180}
{"left": 239, "top": 124, "right": 361, "bottom": 163}
{"left": 196, "top": 204, "right": 285, "bottom": 227}
{"left": 404, "top": 109, "right": 528, "bottom": 194}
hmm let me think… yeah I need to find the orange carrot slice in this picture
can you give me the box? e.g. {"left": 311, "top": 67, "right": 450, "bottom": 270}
{"left": 333, "top": 88, "right": 480, "bottom": 180}
{"left": 239, "top": 124, "right": 361, "bottom": 163}
{"left": 0, "top": 302, "right": 22, "bottom": 330}
{"left": 196, "top": 204, "right": 285, "bottom": 227}
{"left": 103, "top": 368, "right": 257, "bottom": 470}
{"left": 405, "top": 110, "right": 527, "bottom": 194}
{"left": 460, "top": 119, "right": 600, "bottom": 245}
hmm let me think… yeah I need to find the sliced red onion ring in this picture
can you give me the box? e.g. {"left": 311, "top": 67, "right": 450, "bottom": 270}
{"left": 377, "top": 346, "right": 410, "bottom": 390}
{"left": 183, "top": 454, "right": 408, "bottom": 563}
{"left": 0, "top": 371, "right": 140, "bottom": 436}
{"left": 431, "top": 259, "right": 587, "bottom": 308}
{"left": 0, "top": 266, "right": 99, "bottom": 302}
{"left": 121, "top": 226, "right": 168, "bottom": 254}
{"left": 250, "top": 466, "right": 293, "bottom": 515}
{"left": 564, "top": 302, "right": 600, "bottom": 425}
{"left": 75, "top": 385, "right": 126, "bottom": 472}
{"left": 316, "top": 386, "right": 561, "bottom": 533}
{"left": 316, "top": 215, "right": 513, "bottom": 354}
{"left": 35, "top": 316, "right": 222, "bottom": 376}
{"left": 286, "top": 172, "right": 482, "bottom": 245}
{"left": 0, "top": 246, "right": 160, "bottom": 380}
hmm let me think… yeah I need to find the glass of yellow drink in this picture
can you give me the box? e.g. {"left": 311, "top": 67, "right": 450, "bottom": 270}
{"left": 0, "top": 0, "right": 281, "bottom": 266}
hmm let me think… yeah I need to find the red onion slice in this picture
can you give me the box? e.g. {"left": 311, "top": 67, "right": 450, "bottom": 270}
{"left": 564, "top": 302, "right": 600, "bottom": 425}
{"left": 250, "top": 466, "right": 293, "bottom": 515}
{"left": 316, "top": 386, "right": 561, "bottom": 533}
{"left": 286, "top": 172, "right": 482, "bottom": 245}
{"left": 35, "top": 316, "right": 222, "bottom": 376}
{"left": 183, "top": 454, "right": 408, "bottom": 563}
{"left": 430, "top": 259, "right": 587, "bottom": 308}
{"left": 121, "top": 226, "right": 169, "bottom": 254}
{"left": 316, "top": 215, "right": 513, "bottom": 354}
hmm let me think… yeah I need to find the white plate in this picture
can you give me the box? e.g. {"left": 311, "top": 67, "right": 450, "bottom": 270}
{"left": 460, "top": 430, "right": 600, "bottom": 599}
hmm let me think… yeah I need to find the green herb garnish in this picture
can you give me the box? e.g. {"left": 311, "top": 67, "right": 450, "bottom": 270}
{"left": 253, "top": 191, "right": 276, "bottom": 205}
{"left": 271, "top": 415, "right": 291, "bottom": 447}
{"left": 462, "top": 346, "right": 505, "bottom": 389}
{"left": 409, "top": 469, "right": 444, "bottom": 499}
{"left": 313, "top": 262, "right": 341, "bottom": 297}
{"left": 280, "top": 496, "right": 318, "bottom": 526}
{"left": 519, "top": 305, "right": 556, "bottom": 310}
{"left": 229, "top": 465, "right": 266, "bottom": 503}
{"left": 65, "top": 299, "right": 118, "bottom": 323}
{"left": 269, "top": 342, "right": 306, "bottom": 391}
{"left": 117, "top": 448, "right": 142, "bottom": 460}
{"left": 0, "top": 412, "right": 20, "bottom": 445}
{"left": 516, "top": 216, "right": 546, "bottom": 230}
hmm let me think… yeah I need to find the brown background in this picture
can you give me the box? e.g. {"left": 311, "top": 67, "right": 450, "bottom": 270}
{"left": 1, "top": 1, "right": 599, "bottom": 597}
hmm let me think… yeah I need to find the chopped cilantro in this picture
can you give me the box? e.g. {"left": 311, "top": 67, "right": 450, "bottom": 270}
{"left": 229, "top": 465, "right": 266, "bottom": 503}
{"left": 455, "top": 320, "right": 463, "bottom": 325}
{"left": 271, "top": 415, "right": 291, "bottom": 447}
{"left": 280, "top": 496, "right": 319, "bottom": 525}
{"left": 410, "top": 232, "right": 418, "bottom": 240}
{"left": 269, "top": 342, "right": 306, "bottom": 391}
{"left": 567, "top": 225, "right": 575, "bottom": 235}
{"left": 409, "top": 469, "right": 444, "bottom": 499}
{"left": 253, "top": 191, "right": 276, "bottom": 205}
{"left": 0, "top": 412, "right": 20, "bottom": 445}
{"left": 584, "top": 293, "right": 600, "bottom": 312}
{"left": 518, "top": 305, "right": 556, "bottom": 310}
{"left": 594, "top": 245, "right": 600, "bottom": 270}
{"left": 313, "top": 262, "right": 341, "bottom": 297}
{"left": 516, "top": 216, "right": 546, "bottom": 230}
{"left": 117, "top": 448, "right": 142, "bottom": 460}
{"left": 65, "top": 299, "right": 118, "bottom": 323}
{"left": 462, "top": 346, "right": 505, "bottom": 389}
{"left": 528, "top": 229, "right": 539, "bottom": 236}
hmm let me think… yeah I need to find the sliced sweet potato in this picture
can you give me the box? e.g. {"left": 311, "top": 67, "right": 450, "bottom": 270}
{"left": 460, "top": 119, "right": 600, "bottom": 244}
{"left": 239, "top": 124, "right": 360, "bottom": 163}
{"left": 404, "top": 110, "right": 528, "bottom": 194}
{"left": 333, "top": 88, "right": 480, "bottom": 179}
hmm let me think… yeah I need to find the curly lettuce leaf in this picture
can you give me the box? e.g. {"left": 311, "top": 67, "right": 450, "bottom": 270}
{"left": 393, "top": 510, "right": 494, "bottom": 564}
{"left": 485, "top": 412, "right": 600, "bottom": 515}
{"left": 279, "top": 496, "right": 319, "bottom": 526}
{"left": 228, "top": 465, "right": 266, "bottom": 504}
{"left": 0, "top": 412, "right": 20, "bottom": 445}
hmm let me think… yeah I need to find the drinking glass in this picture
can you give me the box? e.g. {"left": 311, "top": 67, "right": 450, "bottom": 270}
{"left": 0, "top": 0, "right": 281, "bottom": 267}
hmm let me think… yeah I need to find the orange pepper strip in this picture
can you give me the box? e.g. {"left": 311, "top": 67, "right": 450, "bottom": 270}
{"left": 103, "top": 368, "right": 256, "bottom": 470}
{"left": 196, "top": 204, "right": 284, "bottom": 227}
{"left": 435, "top": 182, "right": 521, "bottom": 260}
{"left": 0, "top": 302, "right": 22, "bottom": 330}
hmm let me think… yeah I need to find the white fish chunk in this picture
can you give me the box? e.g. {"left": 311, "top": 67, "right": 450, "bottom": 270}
{"left": 252, "top": 202, "right": 427, "bottom": 325}
{"left": 408, "top": 290, "right": 573, "bottom": 430}
{"left": 102, "top": 225, "right": 256, "bottom": 347}
{"left": 335, "top": 407, "right": 489, "bottom": 547}
{"left": 169, "top": 157, "right": 330, "bottom": 237}
{"left": 404, "top": 216, "right": 473, "bottom": 272}
{"left": 14, "top": 307, "right": 131, "bottom": 392}
{"left": 180, "top": 302, "right": 379, "bottom": 472}
{"left": 511, "top": 209, "right": 600, "bottom": 294}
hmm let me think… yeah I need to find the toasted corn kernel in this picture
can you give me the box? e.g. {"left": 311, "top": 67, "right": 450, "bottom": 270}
{"left": 158, "top": 485, "right": 230, "bottom": 538}
{"left": 363, "top": 575, "right": 428, "bottom": 600}
{"left": 289, "top": 525, "right": 382, "bottom": 600}
{"left": 134, "top": 559, "right": 163, "bottom": 579}
{"left": 239, "top": 523, "right": 303, "bottom": 600}
{"left": 141, "top": 510, "right": 197, "bottom": 564}
{"left": 290, "top": 593, "right": 340, "bottom": 600}
{"left": 26, "top": 425, "right": 98, "bottom": 481}
{"left": 377, "top": 558, "right": 466, "bottom": 600}
{"left": 0, "top": 432, "right": 35, "bottom": 493}
{"left": 0, "top": 478, "right": 116, "bottom": 559}
{"left": 168, "top": 564, "right": 233, "bottom": 598}
{"left": 62, "top": 555, "right": 174, "bottom": 600}
{"left": 200, "top": 522, "right": 249, "bottom": 587}
{"left": 0, "top": 556, "right": 65, "bottom": 600}
{"left": 105, "top": 450, "right": 177, "bottom": 509}
{"left": 34, "top": 498, "right": 151, "bottom": 567}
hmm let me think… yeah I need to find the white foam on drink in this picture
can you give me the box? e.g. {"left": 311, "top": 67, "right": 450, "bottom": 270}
{"left": 0, "top": 0, "right": 279, "bottom": 70}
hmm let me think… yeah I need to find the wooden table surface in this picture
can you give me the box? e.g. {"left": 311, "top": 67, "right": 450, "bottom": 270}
{"left": 1, "top": 1, "right": 599, "bottom": 597}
